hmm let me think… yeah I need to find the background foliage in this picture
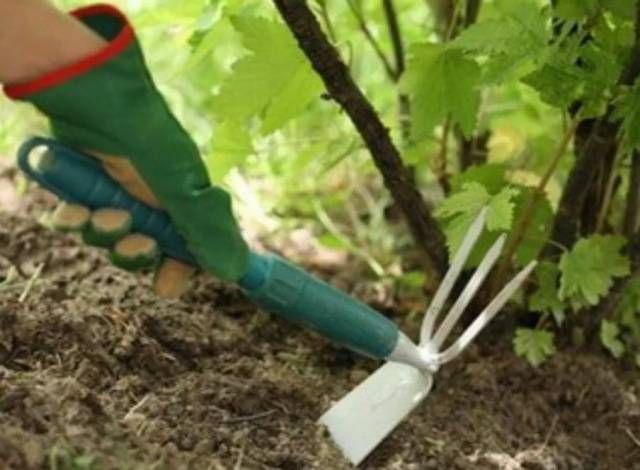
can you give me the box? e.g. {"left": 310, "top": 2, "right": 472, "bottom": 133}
{"left": 2, "top": 0, "right": 640, "bottom": 367}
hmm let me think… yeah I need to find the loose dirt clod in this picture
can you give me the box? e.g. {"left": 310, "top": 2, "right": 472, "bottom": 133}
{"left": 0, "top": 186, "right": 639, "bottom": 469}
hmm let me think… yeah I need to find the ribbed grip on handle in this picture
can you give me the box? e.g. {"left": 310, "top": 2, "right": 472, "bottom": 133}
{"left": 246, "top": 254, "right": 398, "bottom": 358}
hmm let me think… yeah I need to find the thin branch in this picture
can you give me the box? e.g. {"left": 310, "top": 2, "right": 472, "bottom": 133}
{"left": 382, "top": 0, "right": 405, "bottom": 78}
{"left": 346, "top": 0, "right": 397, "bottom": 80}
{"left": 272, "top": 0, "right": 448, "bottom": 277}
{"left": 464, "top": 0, "right": 482, "bottom": 28}
{"left": 312, "top": 0, "right": 337, "bottom": 43}
{"left": 382, "top": 0, "right": 411, "bottom": 143}
{"left": 545, "top": 116, "right": 619, "bottom": 256}
{"left": 492, "top": 115, "right": 579, "bottom": 294}
{"left": 595, "top": 144, "right": 623, "bottom": 232}
{"left": 624, "top": 150, "right": 640, "bottom": 237}
{"left": 426, "top": 0, "right": 457, "bottom": 40}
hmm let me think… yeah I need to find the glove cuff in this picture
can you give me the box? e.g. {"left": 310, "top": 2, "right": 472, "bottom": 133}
{"left": 4, "top": 4, "right": 134, "bottom": 100}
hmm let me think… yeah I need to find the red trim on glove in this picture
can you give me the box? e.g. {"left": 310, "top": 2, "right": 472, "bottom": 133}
{"left": 4, "top": 4, "right": 134, "bottom": 99}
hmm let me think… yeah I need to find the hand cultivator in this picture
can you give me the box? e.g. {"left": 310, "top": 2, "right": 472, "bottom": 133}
{"left": 18, "top": 137, "right": 535, "bottom": 465}
{"left": 321, "top": 208, "right": 536, "bottom": 464}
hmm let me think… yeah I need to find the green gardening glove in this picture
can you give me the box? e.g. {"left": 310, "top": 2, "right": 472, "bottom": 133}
{"left": 4, "top": 4, "right": 250, "bottom": 297}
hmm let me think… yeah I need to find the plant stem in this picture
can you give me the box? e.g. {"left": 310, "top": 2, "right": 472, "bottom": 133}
{"left": 595, "top": 142, "right": 623, "bottom": 233}
{"left": 346, "top": 0, "right": 396, "bottom": 81}
{"left": 624, "top": 150, "right": 640, "bottom": 237}
{"left": 492, "top": 115, "right": 579, "bottom": 295}
{"left": 382, "top": 0, "right": 404, "bottom": 78}
{"left": 382, "top": 0, "right": 412, "bottom": 143}
{"left": 313, "top": 0, "right": 337, "bottom": 43}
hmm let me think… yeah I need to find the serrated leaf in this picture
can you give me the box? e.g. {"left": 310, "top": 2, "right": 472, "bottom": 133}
{"left": 436, "top": 182, "right": 489, "bottom": 219}
{"left": 514, "top": 328, "right": 556, "bottom": 366}
{"left": 401, "top": 44, "right": 480, "bottom": 139}
{"left": 522, "top": 60, "right": 585, "bottom": 109}
{"left": 452, "top": 0, "right": 549, "bottom": 83}
{"left": 206, "top": 121, "right": 254, "bottom": 183}
{"left": 601, "top": 320, "right": 625, "bottom": 358}
{"left": 212, "top": 16, "right": 323, "bottom": 134}
{"left": 455, "top": 1, "right": 548, "bottom": 56}
{"left": 523, "top": 37, "right": 620, "bottom": 115}
{"left": 487, "top": 187, "right": 519, "bottom": 231}
{"left": 559, "top": 235, "right": 631, "bottom": 307}
{"left": 530, "top": 261, "right": 566, "bottom": 325}
{"left": 451, "top": 163, "right": 509, "bottom": 194}
{"left": 614, "top": 77, "right": 640, "bottom": 148}
{"left": 436, "top": 183, "right": 518, "bottom": 260}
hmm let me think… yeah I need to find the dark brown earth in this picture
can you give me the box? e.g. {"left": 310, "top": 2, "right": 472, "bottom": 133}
{"left": 1, "top": 176, "right": 639, "bottom": 469}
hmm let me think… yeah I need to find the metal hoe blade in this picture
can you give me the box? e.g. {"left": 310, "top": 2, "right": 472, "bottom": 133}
{"left": 319, "top": 208, "right": 537, "bottom": 466}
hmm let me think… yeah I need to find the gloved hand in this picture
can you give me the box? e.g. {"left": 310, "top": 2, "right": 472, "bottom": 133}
{"left": 3, "top": 4, "right": 249, "bottom": 298}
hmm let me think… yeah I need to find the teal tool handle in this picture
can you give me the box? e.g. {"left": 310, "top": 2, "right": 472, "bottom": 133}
{"left": 17, "top": 137, "right": 399, "bottom": 359}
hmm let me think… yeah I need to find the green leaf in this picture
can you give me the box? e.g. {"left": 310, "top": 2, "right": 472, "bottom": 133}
{"left": 455, "top": 3, "right": 547, "bottom": 55}
{"left": 600, "top": 320, "right": 625, "bottom": 358}
{"left": 523, "top": 38, "right": 620, "bottom": 115}
{"left": 614, "top": 77, "right": 640, "bottom": 148}
{"left": 603, "top": 0, "right": 638, "bottom": 18}
{"left": 317, "top": 233, "right": 349, "bottom": 250}
{"left": 437, "top": 182, "right": 489, "bottom": 219}
{"left": 530, "top": 261, "right": 566, "bottom": 325}
{"left": 521, "top": 59, "right": 585, "bottom": 109}
{"left": 555, "top": 0, "right": 638, "bottom": 19}
{"left": 514, "top": 328, "right": 556, "bottom": 366}
{"left": 436, "top": 183, "right": 518, "bottom": 259}
{"left": 554, "top": 0, "right": 599, "bottom": 20}
{"left": 212, "top": 16, "right": 324, "bottom": 134}
{"left": 397, "top": 271, "right": 427, "bottom": 289}
{"left": 450, "top": 163, "right": 509, "bottom": 194}
{"left": 401, "top": 44, "right": 481, "bottom": 139}
{"left": 452, "top": 0, "right": 549, "bottom": 83}
{"left": 559, "top": 235, "right": 631, "bottom": 307}
{"left": 486, "top": 186, "right": 519, "bottom": 231}
{"left": 206, "top": 121, "right": 255, "bottom": 183}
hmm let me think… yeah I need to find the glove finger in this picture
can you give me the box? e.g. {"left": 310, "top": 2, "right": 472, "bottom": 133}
{"left": 153, "top": 258, "right": 195, "bottom": 299}
{"left": 82, "top": 208, "right": 133, "bottom": 247}
{"left": 110, "top": 233, "right": 159, "bottom": 272}
{"left": 50, "top": 202, "right": 91, "bottom": 232}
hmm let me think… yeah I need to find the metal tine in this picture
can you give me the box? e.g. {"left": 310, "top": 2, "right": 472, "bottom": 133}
{"left": 420, "top": 208, "right": 488, "bottom": 345}
{"left": 430, "top": 234, "right": 507, "bottom": 351}
{"left": 431, "top": 261, "right": 538, "bottom": 365}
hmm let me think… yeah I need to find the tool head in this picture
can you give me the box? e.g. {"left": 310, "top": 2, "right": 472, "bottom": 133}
{"left": 319, "top": 362, "right": 432, "bottom": 465}
{"left": 319, "top": 208, "right": 537, "bottom": 465}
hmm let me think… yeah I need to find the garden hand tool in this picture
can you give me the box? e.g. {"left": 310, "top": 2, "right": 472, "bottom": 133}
{"left": 17, "top": 136, "right": 430, "bottom": 370}
{"left": 7, "top": 3, "right": 428, "bottom": 370}
{"left": 319, "top": 209, "right": 537, "bottom": 466}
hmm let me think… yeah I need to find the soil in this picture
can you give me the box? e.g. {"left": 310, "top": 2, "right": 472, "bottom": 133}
{"left": 1, "top": 175, "right": 639, "bottom": 470}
